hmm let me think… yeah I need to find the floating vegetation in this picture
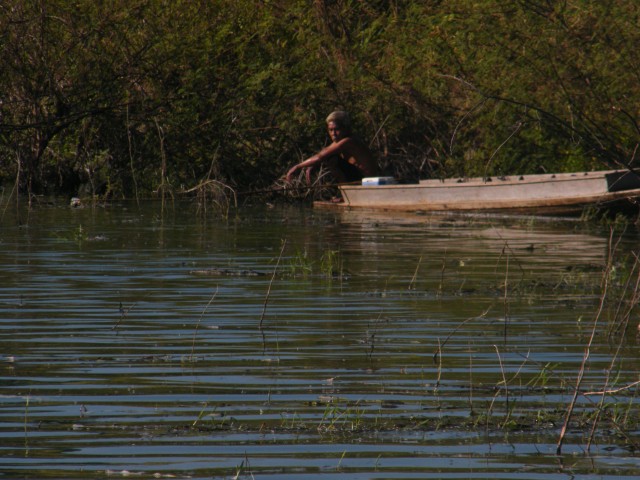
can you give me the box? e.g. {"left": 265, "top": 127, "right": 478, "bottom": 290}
{"left": 190, "top": 267, "right": 266, "bottom": 277}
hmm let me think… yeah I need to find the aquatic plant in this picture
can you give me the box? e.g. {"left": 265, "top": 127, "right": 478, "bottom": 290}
{"left": 318, "top": 401, "right": 366, "bottom": 434}
{"left": 259, "top": 239, "right": 287, "bottom": 332}
{"left": 190, "top": 287, "right": 219, "bottom": 361}
{"left": 185, "top": 179, "right": 238, "bottom": 219}
{"left": 320, "top": 249, "right": 342, "bottom": 278}
{"left": 526, "top": 362, "right": 560, "bottom": 390}
{"left": 192, "top": 402, "right": 224, "bottom": 428}
{"left": 286, "top": 247, "right": 313, "bottom": 277}
{"left": 556, "top": 228, "right": 640, "bottom": 454}
{"left": 408, "top": 255, "right": 423, "bottom": 290}
{"left": 280, "top": 411, "right": 305, "bottom": 430}
{"left": 232, "top": 453, "right": 254, "bottom": 480}
{"left": 23, "top": 396, "right": 29, "bottom": 457}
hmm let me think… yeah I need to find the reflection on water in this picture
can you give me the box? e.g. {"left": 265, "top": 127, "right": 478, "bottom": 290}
{"left": 1, "top": 201, "right": 639, "bottom": 479}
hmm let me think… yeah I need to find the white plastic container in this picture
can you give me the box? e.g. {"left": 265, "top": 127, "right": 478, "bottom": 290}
{"left": 361, "top": 177, "right": 397, "bottom": 186}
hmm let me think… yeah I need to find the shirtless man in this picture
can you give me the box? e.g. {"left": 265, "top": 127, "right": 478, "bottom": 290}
{"left": 286, "top": 111, "right": 379, "bottom": 185}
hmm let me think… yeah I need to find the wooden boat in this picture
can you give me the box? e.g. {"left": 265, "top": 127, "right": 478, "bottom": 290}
{"left": 315, "top": 170, "right": 640, "bottom": 215}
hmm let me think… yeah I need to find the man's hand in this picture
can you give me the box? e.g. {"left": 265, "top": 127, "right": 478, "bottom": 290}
{"left": 285, "top": 166, "right": 297, "bottom": 183}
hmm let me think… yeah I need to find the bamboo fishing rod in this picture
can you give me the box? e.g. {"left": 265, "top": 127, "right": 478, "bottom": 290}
{"left": 178, "top": 178, "right": 358, "bottom": 199}
{"left": 236, "top": 181, "right": 361, "bottom": 197}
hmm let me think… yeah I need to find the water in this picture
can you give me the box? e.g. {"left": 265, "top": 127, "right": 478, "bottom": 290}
{"left": 1, "top": 200, "right": 639, "bottom": 479}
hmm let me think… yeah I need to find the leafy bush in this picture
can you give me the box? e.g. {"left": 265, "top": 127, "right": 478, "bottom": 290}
{"left": 1, "top": 1, "right": 638, "bottom": 198}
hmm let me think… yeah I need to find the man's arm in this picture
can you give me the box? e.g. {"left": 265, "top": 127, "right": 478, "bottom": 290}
{"left": 286, "top": 138, "right": 352, "bottom": 182}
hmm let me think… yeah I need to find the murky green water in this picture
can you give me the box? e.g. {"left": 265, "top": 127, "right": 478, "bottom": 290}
{"left": 1, "top": 200, "right": 639, "bottom": 479}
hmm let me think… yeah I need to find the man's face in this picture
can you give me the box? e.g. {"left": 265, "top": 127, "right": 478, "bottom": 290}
{"left": 327, "top": 121, "right": 345, "bottom": 142}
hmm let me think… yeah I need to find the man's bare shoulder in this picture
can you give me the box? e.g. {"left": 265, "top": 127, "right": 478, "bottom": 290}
{"left": 335, "top": 136, "right": 368, "bottom": 150}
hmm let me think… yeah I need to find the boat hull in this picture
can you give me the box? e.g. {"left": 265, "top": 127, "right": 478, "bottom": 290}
{"left": 315, "top": 170, "right": 640, "bottom": 215}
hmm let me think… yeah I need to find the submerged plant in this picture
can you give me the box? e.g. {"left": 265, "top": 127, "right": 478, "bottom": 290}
{"left": 53, "top": 224, "right": 88, "bottom": 245}
{"left": 232, "top": 453, "right": 254, "bottom": 480}
{"left": 320, "top": 249, "right": 341, "bottom": 278}
{"left": 526, "top": 362, "right": 560, "bottom": 390}
{"left": 192, "top": 402, "right": 219, "bottom": 427}
{"left": 186, "top": 179, "right": 238, "bottom": 219}
{"left": 23, "top": 396, "right": 29, "bottom": 456}
{"left": 280, "top": 411, "right": 305, "bottom": 430}
{"left": 318, "top": 401, "right": 366, "bottom": 433}
{"left": 287, "top": 247, "right": 313, "bottom": 277}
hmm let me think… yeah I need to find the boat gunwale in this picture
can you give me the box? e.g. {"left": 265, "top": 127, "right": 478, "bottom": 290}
{"left": 351, "top": 170, "right": 624, "bottom": 190}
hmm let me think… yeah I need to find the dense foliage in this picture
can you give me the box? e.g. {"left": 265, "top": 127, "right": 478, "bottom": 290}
{"left": 1, "top": 0, "right": 639, "bottom": 199}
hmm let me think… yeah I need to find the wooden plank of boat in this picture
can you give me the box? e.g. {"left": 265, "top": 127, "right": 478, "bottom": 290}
{"left": 314, "top": 170, "right": 640, "bottom": 215}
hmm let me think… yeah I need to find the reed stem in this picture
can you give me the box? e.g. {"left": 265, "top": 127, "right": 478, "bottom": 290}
{"left": 260, "top": 239, "right": 287, "bottom": 330}
{"left": 409, "top": 256, "right": 422, "bottom": 290}
{"left": 556, "top": 228, "right": 615, "bottom": 455}
{"left": 190, "top": 286, "right": 219, "bottom": 361}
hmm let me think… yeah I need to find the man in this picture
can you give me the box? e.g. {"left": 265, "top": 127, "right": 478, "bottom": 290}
{"left": 286, "top": 111, "right": 379, "bottom": 186}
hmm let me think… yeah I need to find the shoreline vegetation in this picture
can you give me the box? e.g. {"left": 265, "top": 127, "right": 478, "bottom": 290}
{"left": 1, "top": 1, "right": 639, "bottom": 204}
